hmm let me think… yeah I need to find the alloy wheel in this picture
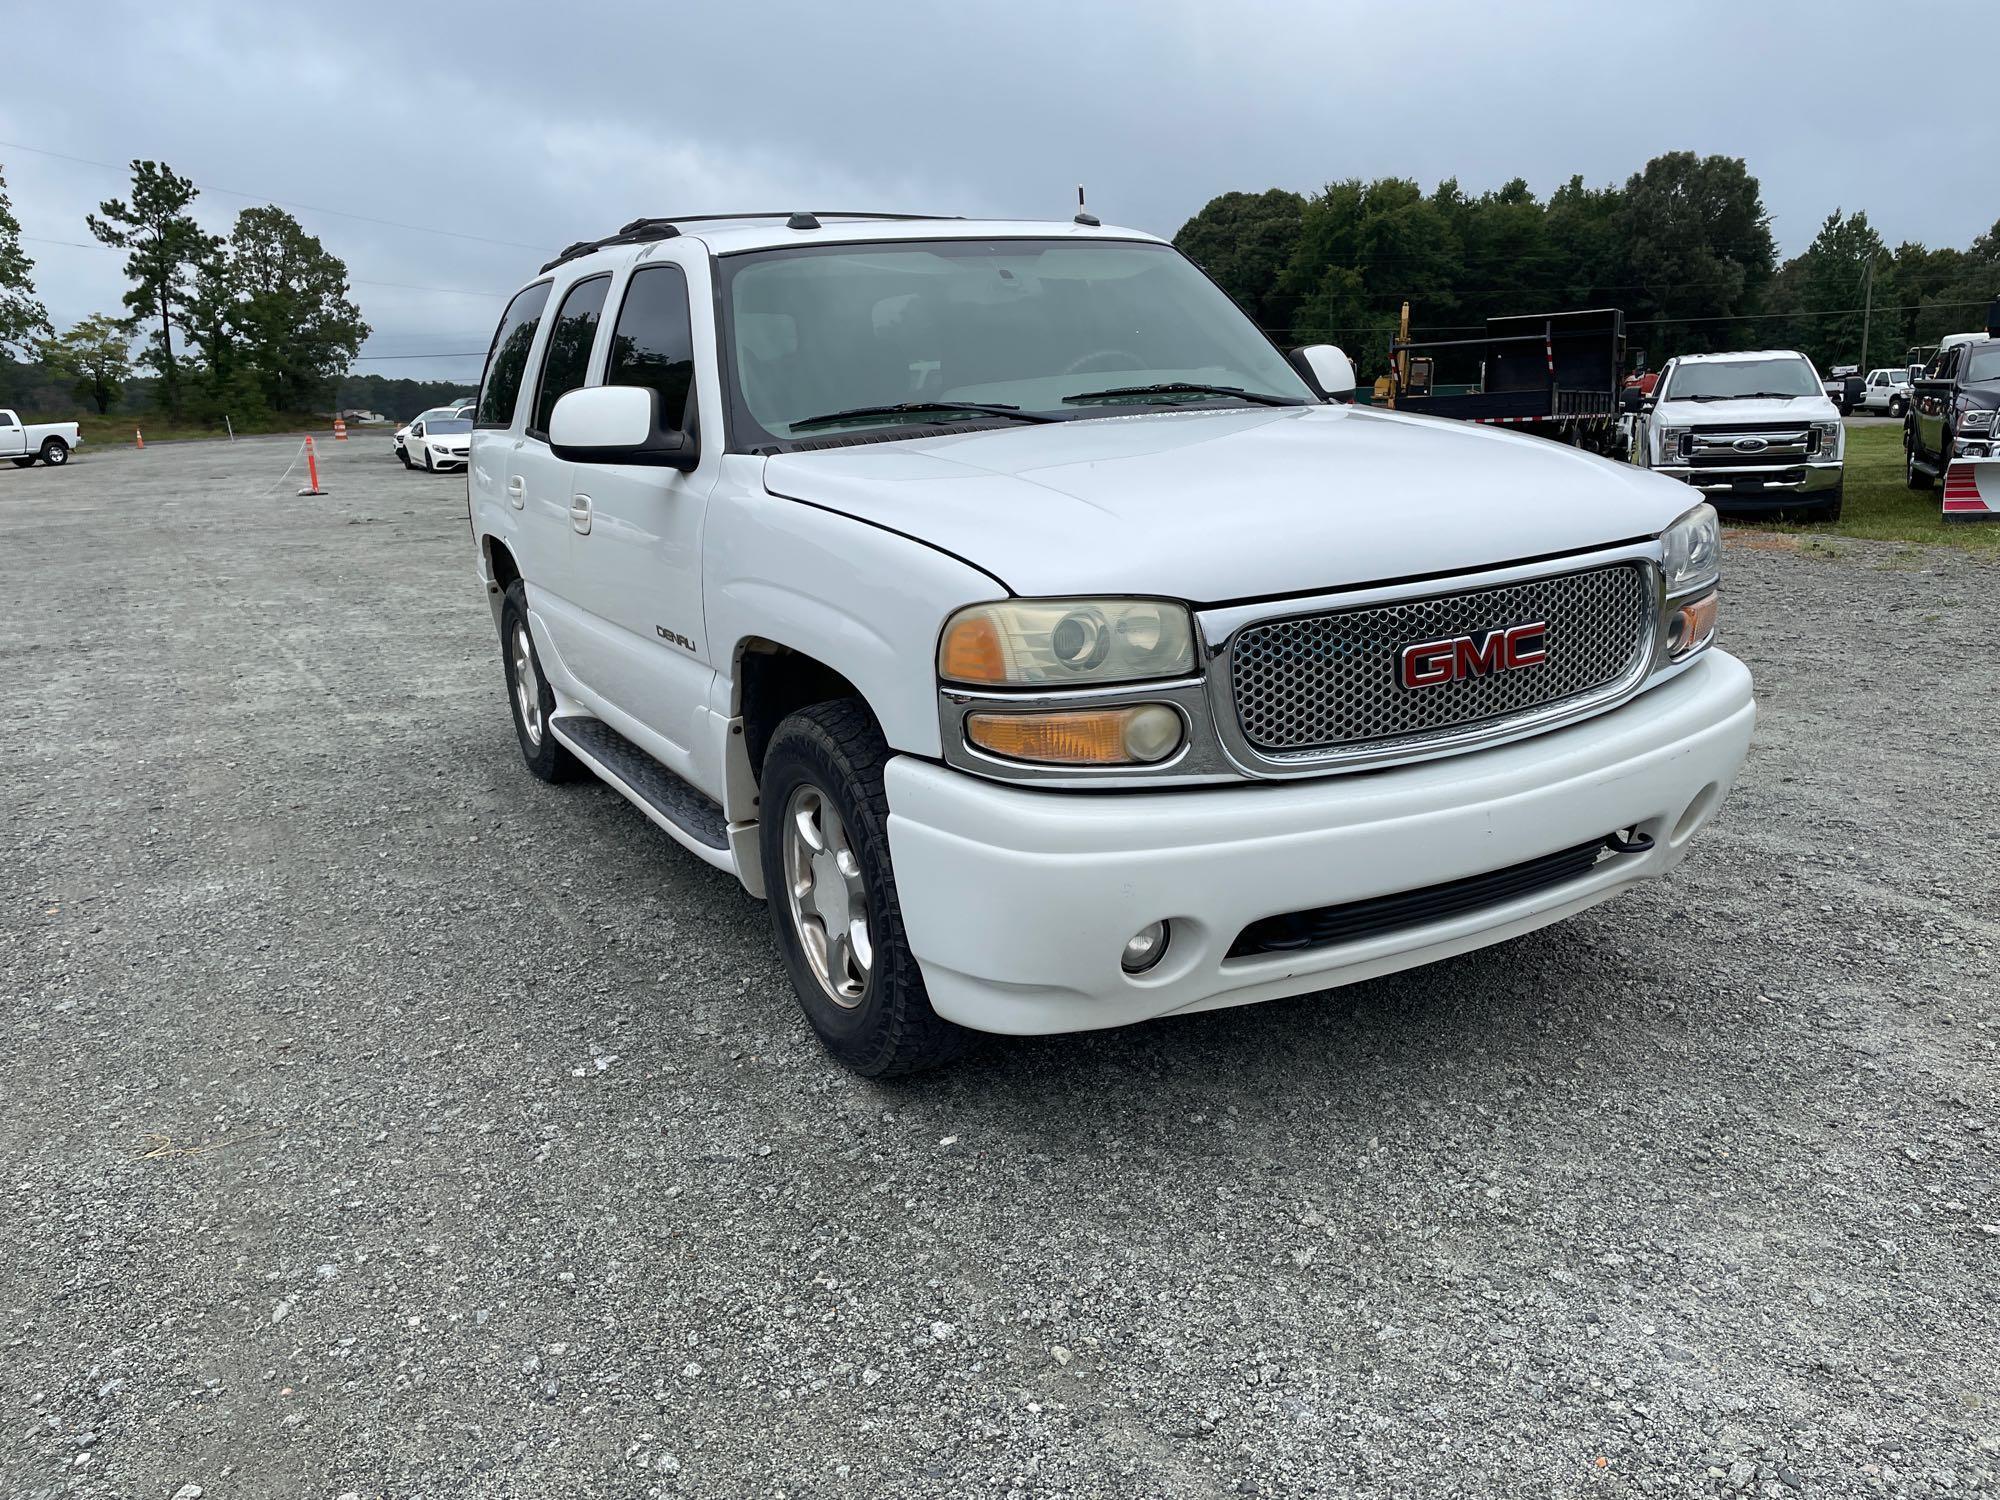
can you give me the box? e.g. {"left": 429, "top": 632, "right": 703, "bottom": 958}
{"left": 510, "top": 622, "right": 544, "bottom": 746}
{"left": 782, "top": 784, "right": 873, "bottom": 1007}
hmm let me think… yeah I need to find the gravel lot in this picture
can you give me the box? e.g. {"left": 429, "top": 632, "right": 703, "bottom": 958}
{"left": 2, "top": 436, "right": 1996, "bottom": 1500}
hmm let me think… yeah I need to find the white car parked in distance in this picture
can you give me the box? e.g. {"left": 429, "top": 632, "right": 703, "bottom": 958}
{"left": 393, "top": 407, "right": 472, "bottom": 470}
{"left": 1, "top": 408, "right": 83, "bottom": 467}
{"left": 468, "top": 211, "right": 1755, "bottom": 1075}
{"left": 1630, "top": 349, "right": 1845, "bottom": 520}
{"left": 1857, "top": 367, "right": 1912, "bottom": 417}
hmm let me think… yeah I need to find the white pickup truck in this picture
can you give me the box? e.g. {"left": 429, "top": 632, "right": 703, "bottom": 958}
{"left": 1, "top": 409, "right": 81, "bottom": 467}
{"left": 1629, "top": 349, "right": 1845, "bottom": 521}
{"left": 468, "top": 212, "right": 1755, "bottom": 1075}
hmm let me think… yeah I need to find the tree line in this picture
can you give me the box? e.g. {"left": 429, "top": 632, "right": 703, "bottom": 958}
{"left": 0, "top": 159, "right": 369, "bottom": 422}
{"left": 1174, "top": 151, "right": 1999, "bottom": 378}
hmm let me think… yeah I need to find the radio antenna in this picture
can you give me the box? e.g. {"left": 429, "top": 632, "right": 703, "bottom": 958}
{"left": 1073, "top": 184, "right": 1099, "bottom": 228}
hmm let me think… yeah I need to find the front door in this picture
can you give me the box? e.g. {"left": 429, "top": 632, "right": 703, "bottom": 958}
{"left": 561, "top": 255, "right": 716, "bottom": 781}
{"left": 0, "top": 411, "right": 24, "bottom": 457}
{"left": 1916, "top": 348, "right": 1957, "bottom": 459}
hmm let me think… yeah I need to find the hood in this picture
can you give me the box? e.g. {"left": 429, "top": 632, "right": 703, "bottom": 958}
{"left": 761, "top": 405, "right": 1693, "bottom": 603}
{"left": 1659, "top": 393, "right": 1840, "bottom": 426}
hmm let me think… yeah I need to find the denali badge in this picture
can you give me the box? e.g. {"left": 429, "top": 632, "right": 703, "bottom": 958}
{"left": 1399, "top": 622, "right": 1548, "bottom": 690}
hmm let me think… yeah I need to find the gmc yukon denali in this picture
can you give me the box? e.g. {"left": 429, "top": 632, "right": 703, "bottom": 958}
{"left": 467, "top": 212, "right": 1755, "bottom": 1076}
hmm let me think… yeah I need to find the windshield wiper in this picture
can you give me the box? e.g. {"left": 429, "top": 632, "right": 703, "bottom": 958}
{"left": 1060, "top": 382, "right": 1303, "bottom": 408}
{"left": 788, "top": 400, "right": 1059, "bottom": 433}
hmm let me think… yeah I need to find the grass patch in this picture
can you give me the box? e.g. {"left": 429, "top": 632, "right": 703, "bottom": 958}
{"left": 1728, "top": 424, "right": 1998, "bottom": 554}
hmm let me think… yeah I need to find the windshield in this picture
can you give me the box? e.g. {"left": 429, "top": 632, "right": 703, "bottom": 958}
{"left": 1662, "top": 357, "right": 1822, "bottom": 401}
{"left": 719, "top": 238, "right": 1314, "bottom": 444}
{"left": 1964, "top": 345, "right": 2000, "bottom": 382}
{"left": 427, "top": 417, "right": 473, "bottom": 435}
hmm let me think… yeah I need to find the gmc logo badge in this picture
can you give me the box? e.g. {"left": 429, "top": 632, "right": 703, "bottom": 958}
{"left": 1399, "top": 622, "right": 1548, "bottom": 690}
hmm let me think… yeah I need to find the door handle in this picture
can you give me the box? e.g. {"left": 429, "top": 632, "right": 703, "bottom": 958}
{"left": 569, "top": 494, "right": 593, "bottom": 535}
{"left": 506, "top": 475, "right": 525, "bottom": 509}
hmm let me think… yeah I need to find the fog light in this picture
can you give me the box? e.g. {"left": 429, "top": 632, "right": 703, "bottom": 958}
{"left": 1121, "top": 920, "right": 1170, "bottom": 974}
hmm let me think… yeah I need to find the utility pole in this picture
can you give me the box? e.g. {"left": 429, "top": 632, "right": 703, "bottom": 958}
{"left": 1858, "top": 254, "right": 1876, "bottom": 374}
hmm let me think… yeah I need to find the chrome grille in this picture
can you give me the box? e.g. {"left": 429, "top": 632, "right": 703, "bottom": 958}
{"left": 1228, "top": 563, "right": 1654, "bottom": 757}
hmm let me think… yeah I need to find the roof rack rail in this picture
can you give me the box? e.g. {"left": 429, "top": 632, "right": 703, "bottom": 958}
{"left": 539, "top": 211, "right": 966, "bottom": 273}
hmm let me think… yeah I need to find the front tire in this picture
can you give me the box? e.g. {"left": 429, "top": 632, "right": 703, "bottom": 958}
{"left": 1800, "top": 481, "right": 1843, "bottom": 523}
{"left": 422, "top": 448, "right": 435, "bottom": 473}
{"left": 498, "top": 581, "right": 578, "bottom": 783}
{"left": 1888, "top": 396, "right": 1906, "bottom": 419}
{"left": 1906, "top": 433, "right": 1934, "bottom": 490}
{"left": 9, "top": 456, "right": 32, "bottom": 468}
{"left": 39, "top": 438, "right": 69, "bottom": 466}
{"left": 398, "top": 446, "right": 414, "bottom": 470}
{"left": 759, "top": 700, "right": 973, "bottom": 1077}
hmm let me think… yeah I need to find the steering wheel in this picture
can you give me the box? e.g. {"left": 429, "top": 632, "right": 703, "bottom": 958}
{"left": 1062, "top": 348, "right": 1147, "bottom": 376}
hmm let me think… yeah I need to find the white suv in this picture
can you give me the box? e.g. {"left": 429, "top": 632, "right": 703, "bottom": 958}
{"left": 468, "top": 212, "right": 1754, "bottom": 1075}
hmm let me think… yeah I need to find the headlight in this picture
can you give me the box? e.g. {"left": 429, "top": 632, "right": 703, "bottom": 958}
{"left": 1660, "top": 502, "right": 1720, "bottom": 595}
{"left": 1655, "top": 425, "right": 1689, "bottom": 461}
{"left": 1811, "top": 419, "right": 1844, "bottom": 457}
{"left": 1960, "top": 409, "right": 1996, "bottom": 433}
{"left": 939, "top": 599, "right": 1195, "bottom": 686}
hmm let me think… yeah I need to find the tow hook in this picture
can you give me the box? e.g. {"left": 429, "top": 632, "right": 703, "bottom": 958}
{"left": 1603, "top": 828, "right": 1655, "bottom": 855}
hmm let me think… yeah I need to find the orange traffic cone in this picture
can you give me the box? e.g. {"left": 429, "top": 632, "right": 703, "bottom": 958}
{"left": 135, "top": 428, "right": 144, "bottom": 449}
{"left": 332, "top": 417, "right": 348, "bottom": 441}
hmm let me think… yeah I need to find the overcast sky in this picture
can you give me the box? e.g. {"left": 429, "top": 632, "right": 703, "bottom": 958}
{"left": 5, "top": 2, "right": 1995, "bottom": 384}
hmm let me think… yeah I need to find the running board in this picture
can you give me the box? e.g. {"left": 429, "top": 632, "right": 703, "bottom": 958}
{"left": 549, "top": 715, "right": 729, "bottom": 850}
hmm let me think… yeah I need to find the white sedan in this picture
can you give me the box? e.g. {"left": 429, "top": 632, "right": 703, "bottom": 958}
{"left": 400, "top": 413, "right": 473, "bottom": 472}
{"left": 392, "top": 406, "right": 467, "bottom": 468}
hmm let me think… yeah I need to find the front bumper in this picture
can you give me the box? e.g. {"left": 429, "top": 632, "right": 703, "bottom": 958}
{"left": 886, "top": 650, "right": 1754, "bottom": 1036}
{"left": 1654, "top": 459, "right": 1841, "bottom": 501}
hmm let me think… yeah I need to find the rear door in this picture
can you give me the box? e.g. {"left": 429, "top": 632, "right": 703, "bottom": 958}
{"left": 0, "top": 410, "right": 24, "bottom": 457}
{"left": 514, "top": 272, "right": 612, "bottom": 661}
{"left": 472, "top": 280, "right": 555, "bottom": 592}
{"left": 559, "top": 252, "right": 716, "bottom": 778}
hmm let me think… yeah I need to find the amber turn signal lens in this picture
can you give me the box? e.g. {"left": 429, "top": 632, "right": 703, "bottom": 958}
{"left": 966, "top": 705, "right": 1183, "bottom": 766}
{"left": 939, "top": 614, "right": 1008, "bottom": 683}
{"left": 1669, "top": 590, "right": 1718, "bottom": 658}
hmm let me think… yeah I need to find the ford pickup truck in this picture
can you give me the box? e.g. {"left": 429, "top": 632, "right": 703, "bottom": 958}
{"left": 1627, "top": 349, "right": 1844, "bottom": 520}
{"left": 467, "top": 212, "right": 1755, "bottom": 1075}
{"left": 1, "top": 409, "right": 81, "bottom": 467}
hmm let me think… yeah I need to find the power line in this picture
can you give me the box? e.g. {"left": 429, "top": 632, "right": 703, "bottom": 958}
{"left": 21, "top": 232, "right": 508, "bottom": 297}
{"left": 350, "top": 351, "right": 486, "bottom": 361}
{"left": 0, "top": 138, "right": 552, "bottom": 254}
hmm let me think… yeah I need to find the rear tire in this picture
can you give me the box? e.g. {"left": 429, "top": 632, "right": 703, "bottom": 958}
{"left": 758, "top": 699, "right": 975, "bottom": 1078}
{"left": 498, "top": 581, "right": 579, "bottom": 784}
{"left": 39, "top": 438, "right": 68, "bottom": 466}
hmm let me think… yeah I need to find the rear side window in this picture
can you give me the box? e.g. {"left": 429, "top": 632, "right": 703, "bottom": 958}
{"left": 530, "top": 274, "right": 611, "bottom": 437}
{"left": 476, "top": 282, "right": 551, "bottom": 429}
{"left": 607, "top": 265, "right": 696, "bottom": 431}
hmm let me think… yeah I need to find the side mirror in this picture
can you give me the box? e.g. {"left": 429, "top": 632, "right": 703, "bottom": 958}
{"left": 549, "top": 385, "right": 696, "bottom": 470}
{"left": 1619, "top": 387, "right": 1646, "bottom": 414}
{"left": 1290, "top": 344, "right": 1357, "bottom": 401}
